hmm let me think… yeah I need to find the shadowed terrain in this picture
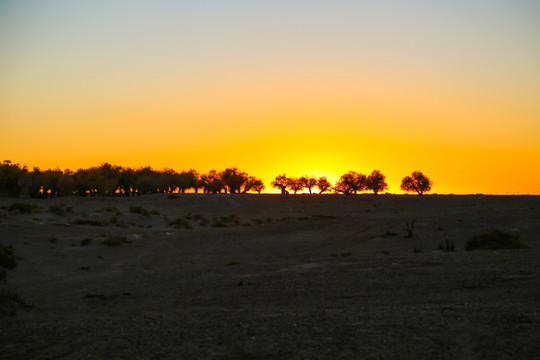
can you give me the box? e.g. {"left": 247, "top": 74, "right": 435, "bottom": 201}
{"left": 1, "top": 195, "right": 539, "bottom": 359}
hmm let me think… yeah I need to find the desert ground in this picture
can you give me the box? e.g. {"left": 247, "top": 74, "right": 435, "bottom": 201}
{"left": 1, "top": 194, "right": 539, "bottom": 359}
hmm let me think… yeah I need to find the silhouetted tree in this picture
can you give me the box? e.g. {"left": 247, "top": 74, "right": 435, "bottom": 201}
{"left": 287, "top": 177, "right": 304, "bottom": 194}
{"left": 366, "top": 170, "right": 388, "bottom": 195}
{"left": 201, "top": 170, "right": 225, "bottom": 193}
{"left": 118, "top": 167, "right": 135, "bottom": 196}
{"left": 0, "top": 160, "right": 27, "bottom": 197}
{"left": 177, "top": 170, "right": 198, "bottom": 193}
{"left": 271, "top": 174, "right": 290, "bottom": 194}
{"left": 243, "top": 176, "right": 265, "bottom": 194}
{"left": 401, "top": 171, "right": 433, "bottom": 195}
{"left": 334, "top": 171, "right": 366, "bottom": 195}
{"left": 157, "top": 168, "right": 178, "bottom": 193}
{"left": 299, "top": 176, "right": 317, "bottom": 194}
{"left": 317, "top": 177, "right": 332, "bottom": 194}
{"left": 221, "top": 167, "right": 248, "bottom": 194}
{"left": 133, "top": 167, "right": 158, "bottom": 195}
{"left": 57, "top": 169, "right": 76, "bottom": 196}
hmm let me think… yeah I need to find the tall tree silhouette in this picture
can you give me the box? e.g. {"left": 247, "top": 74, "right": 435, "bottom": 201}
{"left": 366, "top": 170, "right": 388, "bottom": 195}
{"left": 201, "top": 170, "right": 225, "bottom": 193}
{"left": 317, "top": 177, "right": 332, "bottom": 194}
{"left": 401, "top": 171, "right": 433, "bottom": 195}
{"left": 221, "top": 168, "right": 248, "bottom": 194}
{"left": 243, "top": 176, "right": 265, "bottom": 194}
{"left": 300, "top": 176, "right": 317, "bottom": 194}
{"left": 335, "top": 171, "right": 366, "bottom": 195}
{"left": 271, "top": 174, "right": 290, "bottom": 194}
{"left": 287, "top": 177, "right": 304, "bottom": 194}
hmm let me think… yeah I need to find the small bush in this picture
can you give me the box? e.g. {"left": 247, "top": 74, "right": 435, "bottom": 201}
{"left": 252, "top": 218, "right": 264, "bottom": 224}
{"left": 198, "top": 216, "right": 210, "bottom": 226}
{"left": 102, "top": 206, "right": 121, "bottom": 216}
{"left": 0, "top": 243, "right": 17, "bottom": 280}
{"left": 438, "top": 240, "right": 454, "bottom": 252}
{"left": 221, "top": 213, "right": 240, "bottom": 224}
{"left": 102, "top": 235, "right": 131, "bottom": 247}
{"left": 168, "top": 217, "right": 193, "bottom": 229}
{"left": 212, "top": 216, "right": 227, "bottom": 228}
{"left": 49, "top": 204, "right": 67, "bottom": 216}
{"left": 80, "top": 237, "right": 93, "bottom": 246}
{"left": 72, "top": 218, "right": 104, "bottom": 226}
{"left": 8, "top": 203, "right": 37, "bottom": 214}
{"left": 129, "top": 206, "right": 150, "bottom": 216}
{"left": 47, "top": 235, "right": 57, "bottom": 243}
{"left": 465, "top": 229, "right": 527, "bottom": 251}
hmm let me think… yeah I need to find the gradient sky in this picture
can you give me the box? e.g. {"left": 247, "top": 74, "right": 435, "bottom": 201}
{"left": 1, "top": 0, "right": 539, "bottom": 194}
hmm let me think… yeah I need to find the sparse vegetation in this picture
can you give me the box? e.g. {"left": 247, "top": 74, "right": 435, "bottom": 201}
{"left": 129, "top": 205, "right": 150, "bottom": 216}
{"left": 168, "top": 217, "right": 193, "bottom": 229}
{"left": 212, "top": 216, "right": 227, "bottom": 228}
{"left": 465, "top": 229, "right": 527, "bottom": 251}
{"left": 405, "top": 219, "right": 416, "bottom": 238}
{"left": 213, "top": 213, "right": 241, "bottom": 227}
{"left": 0, "top": 243, "right": 17, "bottom": 280}
{"left": 49, "top": 203, "right": 71, "bottom": 216}
{"left": 72, "top": 218, "right": 105, "bottom": 226}
{"left": 80, "top": 237, "right": 93, "bottom": 246}
{"left": 8, "top": 203, "right": 38, "bottom": 214}
{"left": 102, "top": 206, "right": 121, "bottom": 216}
{"left": 438, "top": 240, "right": 455, "bottom": 251}
{"left": 102, "top": 234, "right": 131, "bottom": 247}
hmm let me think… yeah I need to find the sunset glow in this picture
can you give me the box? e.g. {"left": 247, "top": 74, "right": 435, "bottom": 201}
{"left": 1, "top": 1, "right": 539, "bottom": 194}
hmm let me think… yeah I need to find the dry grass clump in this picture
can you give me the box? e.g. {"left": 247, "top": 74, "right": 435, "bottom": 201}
{"left": 129, "top": 205, "right": 150, "bottom": 216}
{"left": 101, "top": 206, "right": 122, "bottom": 216}
{"left": 212, "top": 213, "right": 241, "bottom": 227}
{"left": 49, "top": 203, "right": 72, "bottom": 216}
{"left": 80, "top": 237, "right": 93, "bottom": 246}
{"left": 168, "top": 217, "right": 193, "bottom": 229}
{"left": 101, "top": 234, "right": 131, "bottom": 247}
{"left": 0, "top": 243, "right": 17, "bottom": 280}
{"left": 465, "top": 229, "right": 527, "bottom": 251}
{"left": 8, "top": 202, "right": 39, "bottom": 214}
{"left": 72, "top": 218, "right": 105, "bottom": 226}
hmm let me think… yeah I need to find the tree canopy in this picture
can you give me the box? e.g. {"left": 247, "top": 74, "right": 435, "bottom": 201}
{"left": 1, "top": 160, "right": 432, "bottom": 197}
{"left": 401, "top": 171, "right": 433, "bottom": 195}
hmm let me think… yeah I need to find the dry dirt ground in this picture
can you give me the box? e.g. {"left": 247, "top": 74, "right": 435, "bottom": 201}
{"left": 1, "top": 194, "right": 539, "bottom": 359}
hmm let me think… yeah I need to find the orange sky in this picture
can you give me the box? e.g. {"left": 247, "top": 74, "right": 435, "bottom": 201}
{"left": 1, "top": 1, "right": 539, "bottom": 194}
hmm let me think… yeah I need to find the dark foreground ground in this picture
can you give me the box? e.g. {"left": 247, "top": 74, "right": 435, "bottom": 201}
{"left": 1, "top": 194, "right": 539, "bottom": 359}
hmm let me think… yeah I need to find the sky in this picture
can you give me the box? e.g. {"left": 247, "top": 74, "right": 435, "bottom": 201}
{"left": 1, "top": 0, "right": 539, "bottom": 194}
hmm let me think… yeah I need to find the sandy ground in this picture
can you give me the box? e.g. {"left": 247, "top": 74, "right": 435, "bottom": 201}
{"left": 1, "top": 194, "right": 539, "bottom": 359}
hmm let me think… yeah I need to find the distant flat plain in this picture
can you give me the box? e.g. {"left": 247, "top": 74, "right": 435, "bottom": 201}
{"left": 1, "top": 194, "right": 539, "bottom": 359}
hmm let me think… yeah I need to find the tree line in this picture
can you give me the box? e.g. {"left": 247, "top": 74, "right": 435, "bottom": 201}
{"left": 0, "top": 160, "right": 432, "bottom": 197}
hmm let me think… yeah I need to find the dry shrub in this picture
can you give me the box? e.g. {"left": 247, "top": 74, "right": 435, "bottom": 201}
{"left": 465, "top": 229, "right": 527, "bottom": 251}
